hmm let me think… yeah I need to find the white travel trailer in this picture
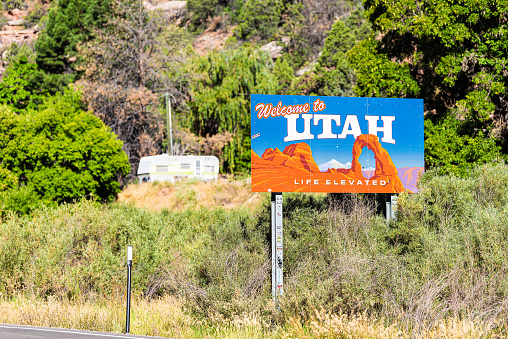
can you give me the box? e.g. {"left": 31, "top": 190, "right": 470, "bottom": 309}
{"left": 137, "top": 155, "right": 220, "bottom": 183}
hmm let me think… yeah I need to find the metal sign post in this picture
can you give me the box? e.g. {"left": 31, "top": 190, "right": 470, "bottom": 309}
{"left": 125, "top": 246, "right": 132, "bottom": 334}
{"left": 271, "top": 193, "right": 283, "bottom": 304}
{"left": 386, "top": 194, "right": 398, "bottom": 222}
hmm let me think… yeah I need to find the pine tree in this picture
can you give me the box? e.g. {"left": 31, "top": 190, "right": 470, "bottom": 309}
{"left": 35, "top": 0, "right": 116, "bottom": 75}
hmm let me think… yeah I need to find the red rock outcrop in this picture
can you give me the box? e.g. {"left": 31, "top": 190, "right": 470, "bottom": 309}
{"left": 282, "top": 143, "right": 320, "bottom": 172}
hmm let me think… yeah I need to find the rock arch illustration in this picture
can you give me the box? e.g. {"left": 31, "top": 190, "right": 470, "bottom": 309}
{"left": 351, "top": 134, "right": 404, "bottom": 191}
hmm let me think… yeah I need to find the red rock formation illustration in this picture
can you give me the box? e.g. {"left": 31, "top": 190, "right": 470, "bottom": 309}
{"left": 251, "top": 134, "right": 408, "bottom": 193}
{"left": 282, "top": 143, "right": 320, "bottom": 172}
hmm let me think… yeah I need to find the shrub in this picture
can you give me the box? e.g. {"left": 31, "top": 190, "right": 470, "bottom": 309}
{"left": 0, "top": 89, "right": 130, "bottom": 207}
{"left": 425, "top": 114, "right": 505, "bottom": 176}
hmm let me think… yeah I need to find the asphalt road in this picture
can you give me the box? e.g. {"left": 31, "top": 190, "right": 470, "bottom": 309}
{"left": 0, "top": 324, "right": 174, "bottom": 339}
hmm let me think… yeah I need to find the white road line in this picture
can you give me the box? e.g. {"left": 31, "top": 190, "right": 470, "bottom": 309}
{"left": 0, "top": 324, "right": 163, "bottom": 338}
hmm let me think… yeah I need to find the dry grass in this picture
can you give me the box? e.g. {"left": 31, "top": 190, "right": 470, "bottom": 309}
{"left": 0, "top": 295, "right": 268, "bottom": 338}
{"left": 0, "top": 295, "right": 126, "bottom": 333}
{"left": 282, "top": 308, "right": 503, "bottom": 339}
{"left": 0, "top": 296, "right": 503, "bottom": 338}
{"left": 0, "top": 295, "right": 263, "bottom": 338}
{"left": 117, "top": 177, "right": 263, "bottom": 211}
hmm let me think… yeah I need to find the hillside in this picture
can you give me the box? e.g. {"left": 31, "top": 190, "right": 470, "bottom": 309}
{"left": 0, "top": 0, "right": 505, "bottom": 209}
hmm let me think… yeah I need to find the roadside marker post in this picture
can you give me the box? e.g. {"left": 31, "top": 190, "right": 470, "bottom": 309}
{"left": 271, "top": 193, "right": 283, "bottom": 305}
{"left": 125, "top": 246, "right": 133, "bottom": 334}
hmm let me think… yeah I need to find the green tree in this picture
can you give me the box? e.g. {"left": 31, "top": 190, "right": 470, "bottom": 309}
{"left": 0, "top": 104, "right": 17, "bottom": 192}
{"left": 35, "top": 0, "right": 115, "bottom": 75}
{"left": 186, "top": 0, "right": 220, "bottom": 31}
{"left": 289, "top": 13, "right": 370, "bottom": 96}
{"left": 0, "top": 89, "right": 130, "bottom": 204}
{"left": 319, "top": 19, "right": 357, "bottom": 68}
{"left": 311, "top": 17, "right": 362, "bottom": 97}
{"left": 273, "top": 57, "right": 294, "bottom": 94}
{"left": 234, "top": 0, "right": 282, "bottom": 40}
{"left": 0, "top": 44, "right": 73, "bottom": 113}
{"left": 348, "top": 38, "right": 420, "bottom": 98}
{"left": 0, "top": 45, "right": 49, "bottom": 112}
{"left": 0, "top": 56, "right": 38, "bottom": 111}
{"left": 186, "top": 47, "right": 279, "bottom": 173}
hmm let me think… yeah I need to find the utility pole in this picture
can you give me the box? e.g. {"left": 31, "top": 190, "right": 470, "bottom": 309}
{"left": 165, "top": 93, "right": 173, "bottom": 156}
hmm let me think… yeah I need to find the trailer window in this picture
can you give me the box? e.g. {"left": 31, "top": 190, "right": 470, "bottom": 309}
{"left": 137, "top": 161, "right": 151, "bottom": 175}
{"left": 156, "top": 165, "right": 168, "bottom": 172}
{"left": 181, "top": 163, "right": 191, "bottom": 170}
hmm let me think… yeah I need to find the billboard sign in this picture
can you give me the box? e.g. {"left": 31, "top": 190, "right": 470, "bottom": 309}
{"left": 251, "top": 95, "right": 424, "bottom": 193}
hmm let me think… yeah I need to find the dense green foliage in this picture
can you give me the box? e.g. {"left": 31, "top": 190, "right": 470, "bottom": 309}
{"left": 0, "top": 45, "right": 48, "bottom": 112}
{"left": 234, "top": 0, "right": 282, "bottom": 40}
{"left": 186, "top": 47, "right": 279, "bottom": 173}
{"left": 289, "top": 12, "right": 371, "bottom": 97}
{"left": 0, "top": 90, "right": 130, "bottom": 210}
{"left": 357, "top": 0, "right": 508, "bottom": 122}
{"left": 349, "top": 0, "right": 508, "bottom": 171}
{"left": 0, "top": 55, "right": 38, "bottom": 111}
{"left": 425, "top": 114, "right": 505, "bottom": 176}
{"left": 2, "top": 164, "right": 508, "bottom": 334}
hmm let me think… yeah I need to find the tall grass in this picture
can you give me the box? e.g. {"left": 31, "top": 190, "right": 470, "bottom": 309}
{"left": 1, "top": 164, "right": 508, "bottom": 337}
{"left": 0, "top": 296, "right": 501, "bottom": 338}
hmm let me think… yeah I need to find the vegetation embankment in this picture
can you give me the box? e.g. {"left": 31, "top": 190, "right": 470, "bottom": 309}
{"left": 1, "top": 164, "right": 508, "bottom": 337}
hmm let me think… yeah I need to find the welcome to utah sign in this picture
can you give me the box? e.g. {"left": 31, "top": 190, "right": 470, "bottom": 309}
{"left": 251, "top": 95, "right": 424, "bottom": 193}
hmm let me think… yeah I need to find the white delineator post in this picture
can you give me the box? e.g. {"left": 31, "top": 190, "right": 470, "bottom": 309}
{"left": 271, "top": 193, "right": 283, "bottom": 304}
{"left": 125, "top": 246, "right": 133, "bottom": 334}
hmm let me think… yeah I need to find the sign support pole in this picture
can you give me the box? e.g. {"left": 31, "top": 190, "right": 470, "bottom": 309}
{"left": 385, "top": 193, "right": 391, "bottom": 223}
{"left": 386, "top": 194, "right": 398, "bottom": 223}
{"left": 271, "top": 192, "right": 283, "bottom": 305}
